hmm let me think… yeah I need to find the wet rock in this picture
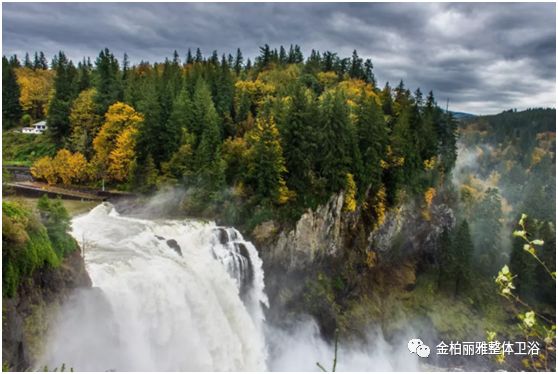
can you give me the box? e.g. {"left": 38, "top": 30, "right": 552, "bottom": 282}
{"left": 166, "top": 239, "right": 182, "bottom": 256}
{"left": 263, "top": 193, "right": 345, "bottom": 269}
{"left": 215, "top": 228, "right": 229, "bottom": 245}
{"left": 251, "top": 220, "right": 278, "bottom": 245}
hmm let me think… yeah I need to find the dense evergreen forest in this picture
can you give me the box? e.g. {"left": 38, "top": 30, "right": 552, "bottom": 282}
{"left": 2, "top": 46, "right": 457, "bottom": 226}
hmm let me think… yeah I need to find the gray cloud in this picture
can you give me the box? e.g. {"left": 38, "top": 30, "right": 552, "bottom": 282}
{"left": 2, "top": 2, "right": 555, "bottom": 114}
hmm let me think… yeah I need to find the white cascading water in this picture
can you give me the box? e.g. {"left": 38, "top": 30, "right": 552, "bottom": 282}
{"left": 39, "top": 203, "right": 269, "bottom": 371}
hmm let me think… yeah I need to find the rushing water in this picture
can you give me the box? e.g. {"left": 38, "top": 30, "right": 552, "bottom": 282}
{"left": 39, "top": 203, "right": 268, "bottom": 371}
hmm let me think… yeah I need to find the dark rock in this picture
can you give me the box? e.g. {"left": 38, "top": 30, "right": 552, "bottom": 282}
{"left": 166, "top": 239, "right": 182, "bottom": 256}
{"left": 155, "top": 235, "right": 165, "bottom": 241}
{"left": 215, "top": 228, "right": 229, "bottom": 245}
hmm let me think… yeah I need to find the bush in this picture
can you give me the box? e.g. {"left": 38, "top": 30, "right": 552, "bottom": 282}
{"left": 2, "top": 201, "right": 60, "bottom": 297}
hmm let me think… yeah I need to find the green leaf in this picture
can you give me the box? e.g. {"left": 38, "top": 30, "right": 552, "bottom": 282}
{"left": 523, "top": 311, "right": 536, "bottom": 328}
{"left": 531, "top": 239, "right": 544, "bottom": 246}
{"left": 513, "top": 230, "right": 526, "bottom": 238}
{"left": 523, "top": 245, "right": 536, "bottom": 256}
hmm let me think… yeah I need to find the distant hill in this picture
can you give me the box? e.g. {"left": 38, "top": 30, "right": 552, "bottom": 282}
{"left": 450, "top": 111, "right": 477, "bottom": 121}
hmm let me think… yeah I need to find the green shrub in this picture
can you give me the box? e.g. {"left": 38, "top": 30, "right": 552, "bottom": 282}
{"left": 1, "top": 198, "right": 75, "bottom": 298}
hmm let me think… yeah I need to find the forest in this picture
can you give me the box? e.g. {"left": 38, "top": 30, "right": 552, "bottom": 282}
{"left": 2, "top": 45, "right": 555, "bottom": 371}
{"left": 3, "top": 45, "right": 457, "bottom": 226}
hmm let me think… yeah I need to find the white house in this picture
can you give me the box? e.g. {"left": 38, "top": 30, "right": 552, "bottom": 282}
{"left": 22, "top": 121, "right": 48, "bottom": 134}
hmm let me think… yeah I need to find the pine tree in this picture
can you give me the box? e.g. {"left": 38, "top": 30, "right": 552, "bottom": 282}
{"left": 195, "top": 48, "right": 203, "bottom": 63}
{"left": 38, "top": 51, "right": 48, "bottom": 69}
{"left": 186, "top": 49, "right": 193, "bottom": 65}
{"left": 246, "top": 115, "right": 289, "bottom": 203}
{"left": 215, "top": 54, "right": 234, "bottom": 117}
{"left": 363, "top": 59, "right": 375, "bottom": 85}
{"left": 47, "top": 52, "right": 77, "bottom": 146}
{"left": 355, "top": 92, "right": 388, "bottom": 192}
{"left": 167, "top": 87, "right": 194, "bottom": 160}
{"left": 279, "top": 85, "right": 319, "bottom": 194}
{"left": 318, "top": 89, "right": 352, "bottom": 192}
{"left": 2, "top": 57, "right": 23, "bottom": 129}
{"left": 24, "top": 53, "right": 32, "bottom": 69}
{"left": 349, "top": 50, "right": 364, "bottom": 79}
{"left": 191, "top": 79, "right": 221, "bottom": 148}
{"left": 453, "top": 220, "right": 474, "bottom": 296}
{"left": 136, "top": 81, "right": 166, "bottom": 165}
{"left": 234, "top": 48, "right": 243, "bottom": 75}
{"left": 94, "top": 48, "right": 122, "bottom": 115}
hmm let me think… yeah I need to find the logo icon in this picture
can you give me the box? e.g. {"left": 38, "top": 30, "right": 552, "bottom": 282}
{"left": 408, "top": 338, "right": 430, "bottom": 358}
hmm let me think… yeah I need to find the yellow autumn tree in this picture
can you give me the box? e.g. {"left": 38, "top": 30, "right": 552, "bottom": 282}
{"left": 52, "top": 149, "right": 74, "bottom": 185}
{"left": 69, "top": 88, "right": 102, "bottom": 158}
{"left": 15, "top": 67, "right": 55, "bottom": 119}
{"left": 92, "top": 102, "right": 143, "bottom": 183}
{"left": 108, "top": 127, "right": 138, "bottom": 182}
{"left": 67, "top": 151, "right": 89, "bottom": 183}
{"left": 31, "top": 156, "right": 57, "bottom": 185}
{"left": 373, "top": 184, "right": 387, "bottom": 228}
{"left": 317, "top": 71, "right": 338, "bottom": 89}
{"left": 343, "top": 173, "right": 357, "bottom": 212}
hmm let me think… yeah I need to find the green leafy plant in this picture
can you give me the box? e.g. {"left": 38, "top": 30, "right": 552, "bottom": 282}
{"left": 493, "top": 214, "right": 556, "bottom": 371}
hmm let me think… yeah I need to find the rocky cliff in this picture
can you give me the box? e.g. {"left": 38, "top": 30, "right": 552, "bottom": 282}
{"left": 2, "top": 251, "right": 91, "bottom": 371}
{"left": 251, "top": 189, "right": 456, "bottom": 338}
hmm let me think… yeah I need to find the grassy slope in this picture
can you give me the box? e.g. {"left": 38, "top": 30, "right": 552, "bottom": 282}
{"left": 2, "top": 130, "right": 56, "bottom": 166}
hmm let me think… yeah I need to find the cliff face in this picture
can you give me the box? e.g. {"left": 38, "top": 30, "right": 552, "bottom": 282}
{"left": 252, "top": 190, "right": 456, "bottom": 337}
{"left": 2, "top": 251, "right": 91, "bottom": 371}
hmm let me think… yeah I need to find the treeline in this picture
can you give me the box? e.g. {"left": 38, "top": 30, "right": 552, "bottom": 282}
{"left": 3, "top": 45, "right": 458, "bottom": 222}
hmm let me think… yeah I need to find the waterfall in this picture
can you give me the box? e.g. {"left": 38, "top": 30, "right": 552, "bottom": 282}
{"left": 38, "top": 203, "right": 268, "bottom": 371}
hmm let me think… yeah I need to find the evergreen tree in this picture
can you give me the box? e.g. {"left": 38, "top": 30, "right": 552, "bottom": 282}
{"left": 191, "top": 79, "right": 221, "bottom": 148}
{"left": 355, "top": 92, "right": 388, "bottom": 192}
{"left": 38, "top": 51, "right": 48, "bottom": 69}
{"left": 234, "top": 48, "right": 243, "bottom": 75}
{"left": 77, "top": 58, "right": 92, "bottom": 92}
{"left": 195, "top": 48, "right": 203, "bottom": 63}
{"left": 93, "top": 48, "right": 122, "bottom": 115}
{"left": 363, "top": 59, "right": 375, "bottom": 85}
{"left": 186, "top": 49, "right": 193, "bottom": 65}
{"left": 279, "top": 85, "right": 319, "bottom": 194}
{"left": 167, "top": 87, "right": 194, "bottom": 161}
{"left": 247, "top": 115, "right": 289, "bottom": 203}
{"left": 318, "top": 89, "right": 352, "bottom": 192}
{"left": 349, "top": 50, "right": 364, "bottom": 79}
{"left": 24, "top": 53, "right": 32, "bottom": 69}
{"left": 2, "top": 57, "right": 23, "bottom": 129}
{"left": 453, "top": 220, "right": 474, "bottom": 296}
{"left": 47, "top": 52, "right": 77, "bottom": 146}
{"left": 472, "top": 188, "right": 504, "bottom": 276}
{"left": 136, "top": 81, "right": 166, "bottom": 166}
{"left": 437, "top": 110, "right": 458, "bottom": 176}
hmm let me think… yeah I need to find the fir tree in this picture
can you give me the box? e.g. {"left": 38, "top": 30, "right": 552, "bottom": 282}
{"left": 47, "top": 52, "right": 77, "bottom": 146}
{"left": 2, "top": 57, "right": 23, "bottom": 129}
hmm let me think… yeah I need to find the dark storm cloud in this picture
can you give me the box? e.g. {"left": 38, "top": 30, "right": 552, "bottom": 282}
{"left": 2, "top": 2, "right": 555, "bottom": 114}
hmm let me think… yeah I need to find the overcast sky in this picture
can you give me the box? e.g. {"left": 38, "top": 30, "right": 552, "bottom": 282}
{"left": 2, "top": 2, "right": 556, "bottom": 114}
